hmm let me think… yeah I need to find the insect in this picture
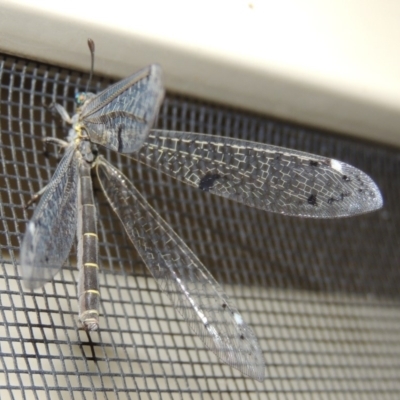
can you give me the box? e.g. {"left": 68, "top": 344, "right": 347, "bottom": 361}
{"left": 20, "top": 40, "right": 383, "bottom": 382}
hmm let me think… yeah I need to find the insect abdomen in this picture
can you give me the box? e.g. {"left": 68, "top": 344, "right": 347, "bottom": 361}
{"left": 77, "top": 160, "right": 100, "bottom": 331}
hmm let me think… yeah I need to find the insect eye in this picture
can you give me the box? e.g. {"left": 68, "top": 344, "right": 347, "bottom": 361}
{"left": 75, "top": 92, "right": 87, "bottom": 106}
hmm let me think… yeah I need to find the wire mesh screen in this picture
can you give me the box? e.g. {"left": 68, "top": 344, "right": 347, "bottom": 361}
{"left": 1, "top": 53, "right": 399, "bottom": 399}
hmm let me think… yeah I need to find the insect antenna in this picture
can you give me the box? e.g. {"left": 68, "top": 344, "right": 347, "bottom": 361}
{"left": 85, "top": 38, "right": 95, "bottom": 93}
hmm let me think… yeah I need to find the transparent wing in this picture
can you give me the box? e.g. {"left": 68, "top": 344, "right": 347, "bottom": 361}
{"left": 80, "top": 65, "right": 164, "bottom": 153}
{"left": 96, "top": 156, "right": 265, "bottom": 381}
{"left": 20, "top": 144, "right": 79, "bottom": 289}
{"left": 130, "top": 130, "right": 383, "bottom": 218}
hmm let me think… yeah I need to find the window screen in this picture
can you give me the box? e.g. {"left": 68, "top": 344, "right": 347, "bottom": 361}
{"left": 1, "top": 54, "right": 399, "bottom": 399}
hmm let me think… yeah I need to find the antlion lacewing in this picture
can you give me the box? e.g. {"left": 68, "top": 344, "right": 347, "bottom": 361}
{"left": 20, "top": 39, "right": 383, "bottom": 381}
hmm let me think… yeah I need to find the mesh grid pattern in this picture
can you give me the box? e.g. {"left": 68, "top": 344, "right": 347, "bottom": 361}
{"left": 1, "top": 54, "right": 399, "bottom": 399}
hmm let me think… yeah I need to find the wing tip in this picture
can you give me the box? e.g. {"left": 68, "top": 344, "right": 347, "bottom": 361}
{"left": 20, "top": 275, "right": 47, "bottom": 291}
{"left": 349, "top": 170, "right": 383, "bottom": 216}
{"left": 228, "top": 355, "right": 265, "bottom": 382}
{"left": 244, "top": 364, "right": 266, "bottom": 382}
{"left": 19, "top": 260, "right": 54, "bottom": 291}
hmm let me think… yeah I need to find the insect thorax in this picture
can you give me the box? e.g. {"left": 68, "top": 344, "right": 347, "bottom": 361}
{"left": 78, "top": 139, "right": 97, "bottom": 164}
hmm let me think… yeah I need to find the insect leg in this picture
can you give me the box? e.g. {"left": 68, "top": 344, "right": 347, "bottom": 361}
{"left": 77, "top": 157, "right": 100, "bottom": 331}
{"left": 24, "top": 138, "right": 71, "bottom": 209}
{"left": 24, "top": 184, "right": 50, "bottom": 209}
{"left": 48, "top": 102, "right": 73, "bottom": 124}
{"left": 43, "top": 137, "right": 69, "bottom": 148}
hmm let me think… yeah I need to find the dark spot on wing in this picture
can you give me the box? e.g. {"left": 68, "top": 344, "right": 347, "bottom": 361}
{"left": 222, "top": 303, "right": 227, "bottom": 309}
{"left": 45, "top": 256, "right": 49, "bottom": 263}
{"left": 117, "top": 124, "right": 125, "bottom": 153}
{"left": 309, "top": 160, "right": 319, "bottom": 167}
{"left": 328, "top": 192, "right": 350, "bottom": 204}
{"left": 342, "top": 175, "right": 350, "bottom": 181}
{"left": 308, "top": 194, "right": 317, "bottom": 206}
{"left": 199, "top": 174, "right": 221, "bottom": 192}
{"left": 340, "top": 192, "right": 350, "bottom": 200}
{"left": 240, "top": 334, "right": 245, "bottom": 340}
